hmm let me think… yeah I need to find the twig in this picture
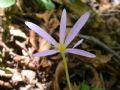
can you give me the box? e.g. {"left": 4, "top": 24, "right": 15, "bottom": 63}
{"left": 79, "top": 34, "right": 120, "bottom": 64}
{"left": 99, "top": 72, "right": 106, "bottom": 90}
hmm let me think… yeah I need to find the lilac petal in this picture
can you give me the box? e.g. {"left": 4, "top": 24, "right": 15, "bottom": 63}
{"left": 25, "top": 21, "right": 58, "bottom": 47}
{"left": 66, "top": 48, "right": 96, "bottom": 58}
{"left": 73, "top": 39, "right": 84, "bottom": 48}
{"left": 33, "top": 49, "right": 59, "bottom": 57}
{"left": 59, "top": 9, "right": 67, "bottom": 43}
{"left": 65, "top": 12, "right": 90, "bottom": 46}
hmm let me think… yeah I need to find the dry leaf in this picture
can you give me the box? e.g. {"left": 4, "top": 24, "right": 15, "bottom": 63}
{"left": 90, "top": 50, "right": 112, "bottom": 67}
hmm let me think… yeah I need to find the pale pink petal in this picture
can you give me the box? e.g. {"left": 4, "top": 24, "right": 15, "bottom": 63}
{"left": 25, "top": 21, "right": 58, "bottom": 47}
{"left": 65, "top": 12, "right": 90, "bottom": 46}
{"left": 73, "top": 39, "right": 84, "bottom": 48}
{"left": 66, "top": 48, "right": 96, "bottom": 58}
{"left": 59, "top": 9, "right": 67, "bottom": 43}
{"left": 33, "top": 49, "right": 59, "bottom": 57}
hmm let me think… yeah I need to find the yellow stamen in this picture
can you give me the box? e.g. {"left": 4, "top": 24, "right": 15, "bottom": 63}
{"left": 58, "top": 43, "right": 66, "bottom": 52}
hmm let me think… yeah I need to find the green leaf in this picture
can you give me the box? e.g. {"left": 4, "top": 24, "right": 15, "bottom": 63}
{"left": 36, "top": 0, "right": 55, "bottom": 10}
{"left": 0, "top": 0, "right": 15, "bottom": 8}
{"left": 80, "top": 83, "right": 90, "bottom": 90}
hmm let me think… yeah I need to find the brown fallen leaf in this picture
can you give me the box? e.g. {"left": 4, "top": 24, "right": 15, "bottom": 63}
{"left": 51, "top": 60, "right": 65, "bottom": 90}
{"left": 85, "top": 65, "right": 103, "bottom": 88}
{"left": 77, "top": 50, "right": 112, "bottom": 68}
{"left": 36, "top": 11, "right": 59, "bottom": 34}
{"left": 90, "top": 50, "right": 112, "bottom": 67}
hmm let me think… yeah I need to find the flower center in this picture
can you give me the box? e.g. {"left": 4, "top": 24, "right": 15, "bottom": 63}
{"left": 58, "top": 43, "right": 66, "bottom": 52}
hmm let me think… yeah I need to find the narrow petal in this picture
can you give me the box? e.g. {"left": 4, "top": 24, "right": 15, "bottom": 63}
{"left": 59, "top": 9, "right": 67, "bottom": 43}
{"left": 33, "top": 49, "right": 59, "bottom": 57}
{"left": 66, "top": 48, "right": 96, "bottom": 58}
{"left": 65, "top": 12, "right": 90, "bottom": 46}
{"left": 25, "top": 21, "right": 58, "bottom": 47}
{"left": 73, "top": 39, "right": 84, "bottom": 48}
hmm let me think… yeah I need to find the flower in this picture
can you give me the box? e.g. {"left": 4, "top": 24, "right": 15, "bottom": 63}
{"left": 25, "top": 9, "right": 96, "bottom": 58}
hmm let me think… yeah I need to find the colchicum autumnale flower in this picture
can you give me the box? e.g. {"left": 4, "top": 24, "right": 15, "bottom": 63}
{"left": 25, "top": 9, "right": 96, "bottom": 58}
{"left": 25, "top": 9, "right": 96, "bottom": 90}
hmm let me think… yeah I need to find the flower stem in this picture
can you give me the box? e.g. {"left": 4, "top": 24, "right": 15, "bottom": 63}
{"left": 61, "top": 52, "right": 72, "bottom": 90}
